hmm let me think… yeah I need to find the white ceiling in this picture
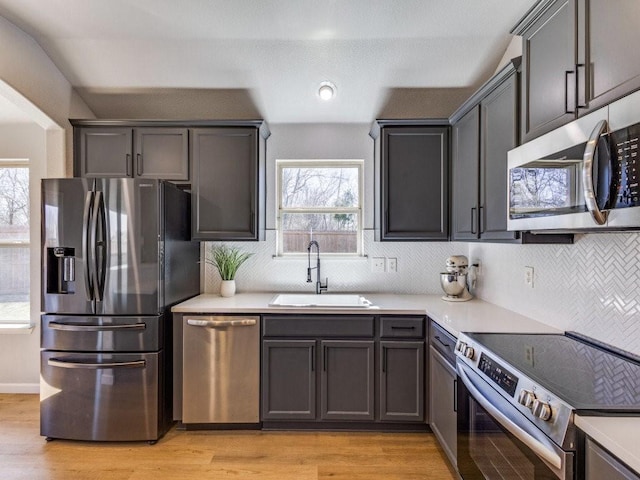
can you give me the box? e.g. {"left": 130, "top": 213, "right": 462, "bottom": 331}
{"left": 0, "top": 0, "right": 533, "bottom": 123}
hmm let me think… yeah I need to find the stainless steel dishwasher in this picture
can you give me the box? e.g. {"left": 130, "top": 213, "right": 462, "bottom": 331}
{"left": 182, "top": 315, "right": 260, "bottom": 425}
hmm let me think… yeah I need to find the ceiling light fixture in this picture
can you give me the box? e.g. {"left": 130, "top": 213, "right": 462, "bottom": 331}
{"left": 318, "top": 81, "right": 336, "bottom": 101}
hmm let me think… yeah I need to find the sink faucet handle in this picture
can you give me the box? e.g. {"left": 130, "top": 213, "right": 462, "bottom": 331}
{"left": 307, "top": 267, "right": 313, "bottom": 283}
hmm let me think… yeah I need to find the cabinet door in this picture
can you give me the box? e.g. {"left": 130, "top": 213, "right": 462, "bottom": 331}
{"left": 579, "top": 0, "right": 640, "bottom": 113}
{"left": 429, "top": 345, "right": 457, "bottom": 468}
{"left": 381, "top": 126, "right": 449, "bottom": 240}
{"left": 134, "top": 128, "right": 189, "bottom": 181}
{"left": 586, "top": 437, "right": 640, "bottom": 480}
{"left": 379, "top": 341, "right": 424, "bottom": 422}
{"left": 261, "top": 340, "right": 316, "bottom": 420}
{"left": 521, "top": 0, "right": 577, "bottom": 142}
{"left": 77, "top": 127, "right": 133, "bottom": 178}
{"left": 320, "top": 340, "right": 375, "bottom": 421}
{"left": 191, "top": 127, "right": 258, "bottom": 240}
{"left": 480, "top": 73, "right": 519, "bottom": 241}
{"left": 451, "top": 108, "right": 480, "bottom": 241}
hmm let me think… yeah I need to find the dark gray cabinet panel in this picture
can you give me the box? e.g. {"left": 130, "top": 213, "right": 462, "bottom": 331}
{"left": 480, "top": 74, "right": 519, "bottom": 241}
{"left": 520, "top": 0, "right": 576, "bottom": 142}
{"left": 585, "top": 437, "right": 640, "bottom": 480}
{"left": 579, "top": 0, "right": 640, "bottom": 113}
{"left": 379, "top": 341, "right": 424, "bottom": 422}
{"left": 191, "top": 127, "right": 258, "bottom": 240}
{"left": 75, "top": 126, "right": 189, "bottom": 181}
{"left": 452, "top": 107, "right": 480, "bottom": 240}
{"left": 261, "top": 340, "right": 316, "bottom": 420}
{"left": 134, "top": 128, "right": 189, "bottom": 180}
{"left": 380, "top": 125, "right": 449, "bottom": 241}
{"left": 78, "top": 127, "right": 133, "bottom": 178}
{"left": 320, "top": 341, "right": 375, "bottom": 421}
{"left": 429, "top": 345, "right": 457, "bottom": 468}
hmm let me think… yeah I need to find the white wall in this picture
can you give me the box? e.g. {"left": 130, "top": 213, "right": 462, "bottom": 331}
{"left": 0, "top": 14, "right": 94, "bottom": 392}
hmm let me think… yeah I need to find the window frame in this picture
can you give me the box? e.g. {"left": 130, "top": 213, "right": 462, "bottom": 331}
{"left": 0, "top": 158, "right": 31, "bottom": 326}
{"left": 276, "top": 159, "right": 364, "bottom": 256}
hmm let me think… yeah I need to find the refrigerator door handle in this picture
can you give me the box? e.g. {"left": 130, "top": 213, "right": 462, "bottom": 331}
{"left": 48, "top": 358, "right": 146, "bottom": 369}
{"left": 48, "top": 321, "right": 146, "bottom": 332}
{"left": 82, "top": 191, "right": 95, "bottom": 300}
{"left": 91, "top": 191, "right": 107, "bottom": 302}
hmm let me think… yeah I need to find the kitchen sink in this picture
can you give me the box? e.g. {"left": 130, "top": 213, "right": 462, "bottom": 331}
{"left": 268, "top": 293, "right": 374, "bottom": 308}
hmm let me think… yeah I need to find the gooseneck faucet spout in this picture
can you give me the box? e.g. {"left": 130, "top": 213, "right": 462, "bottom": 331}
{"left": 307, "top": 240, "right": 328, "bottom": 294}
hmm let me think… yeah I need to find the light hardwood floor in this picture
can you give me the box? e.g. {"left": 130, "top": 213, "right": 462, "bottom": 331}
{"left": 0, "top": 394, "right": 456, "bottom": 480}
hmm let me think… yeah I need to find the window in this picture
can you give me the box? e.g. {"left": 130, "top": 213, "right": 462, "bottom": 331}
{"left": 0, "top": 159, "right": 30, "bottom": 325}
{"left": 277, "top": 160, "right": 363, "bottom": 255}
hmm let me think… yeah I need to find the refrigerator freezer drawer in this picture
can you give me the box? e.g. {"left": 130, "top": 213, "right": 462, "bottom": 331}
{"left": 40, "top": 351, "right": 163, "bottom": 441}
{"left": 41, "top": 314, "right": 162, "bottom": 352}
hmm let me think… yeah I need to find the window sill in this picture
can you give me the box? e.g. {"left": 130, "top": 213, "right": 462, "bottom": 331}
{"left": 0, "top": 324, "right": 35, "bottom": 335}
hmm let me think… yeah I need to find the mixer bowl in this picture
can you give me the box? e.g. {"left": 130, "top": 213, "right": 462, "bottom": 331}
{"left": 440, "top": 273, "right": 466, "bottom": 297}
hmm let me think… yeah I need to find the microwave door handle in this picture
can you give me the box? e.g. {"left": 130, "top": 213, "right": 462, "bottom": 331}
{"left": 582, "top": 119, "right": 609, "bottom": 226}
{"left": 457, "top": 362, "right": 563, "bottom": 470}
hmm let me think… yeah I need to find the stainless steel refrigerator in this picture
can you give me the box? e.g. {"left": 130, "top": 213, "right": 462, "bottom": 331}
{"left": 40, "top": 178, "right": 199, "bottom": 442}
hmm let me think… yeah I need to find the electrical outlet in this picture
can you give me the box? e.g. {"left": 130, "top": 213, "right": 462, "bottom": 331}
{"left": 371, "top": 257, "right": 385, "bottom": 273}
{"left": 524, "top": 266, "right": 534, "bottom": 288}
{"left": 387, "top": 258, "right": 397, "bottom": 273}
{"left": 524, "top": 345, "right": 535, "bottom": 367}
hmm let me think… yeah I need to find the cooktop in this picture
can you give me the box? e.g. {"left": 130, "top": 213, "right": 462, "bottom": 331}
{"left": 464, "top": 332, "right": 640, "bottom": 413}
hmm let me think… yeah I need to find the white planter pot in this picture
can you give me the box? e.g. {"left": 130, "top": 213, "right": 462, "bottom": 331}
{"left": 220, "top": 280, "right": 236, "bottom": 297}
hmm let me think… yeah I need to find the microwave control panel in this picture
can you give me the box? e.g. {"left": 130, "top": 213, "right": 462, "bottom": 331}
{"left": 611, "top": 124, "right": 640, "bottom": 208}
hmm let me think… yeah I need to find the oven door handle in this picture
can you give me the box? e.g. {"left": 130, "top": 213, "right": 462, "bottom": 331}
{"left": 457, "top": 362, "right": 563, "bottom": 470}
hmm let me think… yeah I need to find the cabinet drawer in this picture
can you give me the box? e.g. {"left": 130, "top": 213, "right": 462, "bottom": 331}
{"left": 263, "top": 315, "right": 375, "bottom": 338}
{"left": 430, "top": 320, "right": 457, "bottom": 366}
{"left": 380, "top": 317, "right": 425, "bottom": 338}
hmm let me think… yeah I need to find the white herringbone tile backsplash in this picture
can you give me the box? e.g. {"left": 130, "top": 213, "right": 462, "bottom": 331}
{"left": 203, "top": 231, "right": 640, "bottom": 356}
{"left": 468, "top": 233, "right": 640, "bottom": 356}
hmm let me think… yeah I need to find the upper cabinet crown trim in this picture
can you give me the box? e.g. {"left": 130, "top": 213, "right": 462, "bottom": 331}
{"left": 511, "top": 0, "right": 559, "bottom": 35}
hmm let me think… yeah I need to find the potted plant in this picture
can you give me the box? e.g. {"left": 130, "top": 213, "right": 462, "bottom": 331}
{"left": 206, "top": 245, "right": 253, "bottom": 297}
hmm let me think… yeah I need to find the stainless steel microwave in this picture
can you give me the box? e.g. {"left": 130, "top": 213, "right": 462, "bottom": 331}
{"left": 507, "top": 89, "right": 640, "bottom": 232}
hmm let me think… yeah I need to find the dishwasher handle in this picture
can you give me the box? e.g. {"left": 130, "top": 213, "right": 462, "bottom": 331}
{"left": 186, "top": 317, "right": 257, "bottom": 328}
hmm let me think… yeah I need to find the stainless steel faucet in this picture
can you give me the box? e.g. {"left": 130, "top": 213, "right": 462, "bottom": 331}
{"left": 307, "top": 240, "right": 328, "bottom": 294}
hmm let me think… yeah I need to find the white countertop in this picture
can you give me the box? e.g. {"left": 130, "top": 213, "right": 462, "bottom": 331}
{"left": 172, "top": 292, "right": 561, "bottom": 338}
{"left": 173, "top": 292, "right": 637, "bottom": 471}
{"left": 575, "top": 415, "right": 640, "bottom": 475}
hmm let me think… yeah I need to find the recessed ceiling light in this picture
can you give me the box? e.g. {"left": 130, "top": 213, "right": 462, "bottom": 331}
{"left": 318, "top": 81, "right": 336, "bottom": 101}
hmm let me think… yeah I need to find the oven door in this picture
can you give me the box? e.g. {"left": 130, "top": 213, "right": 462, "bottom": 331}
{"left": 457, "top": 361, "right": 574, "bottom": 480}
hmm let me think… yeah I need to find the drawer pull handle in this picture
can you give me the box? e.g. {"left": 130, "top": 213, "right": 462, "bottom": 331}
{"left": 49, "top": 321, "right": 146, "bottom": 332}
{"left": 434, "top": 335, "right": 452, "bottom": 348}
{"left": 391, "top": 326, "right": 415, "bottom": 330}
{"left": 48, "top": 359, "right": 146, "bottom": 369}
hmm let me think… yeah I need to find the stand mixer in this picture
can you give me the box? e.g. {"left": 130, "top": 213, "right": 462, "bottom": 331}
{"left": 440, "top": 255, "right": 473, "bottom": 302}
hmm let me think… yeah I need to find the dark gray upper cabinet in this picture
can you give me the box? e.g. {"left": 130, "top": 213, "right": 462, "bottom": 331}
{"left": 372, "top": 122, "right": 450, "bottom": 241}
{"left": 517, "top": 0, "right": 576, "bottom": 142}
{"left": 134, "top": 128, "right": 189, "bottom": 180}
{"left": 450, "top": 59, "right": 572, "bottom": 244}
{"left": 191, "top": 124, "right": 267, "bottom": 241}
{"left": 451, "top": 61, "right": 518, "bottom": 242}
{"left": 578, "top": 0, "right": 640, "bottom": 114}
{"left": 452, "top": 107, "right": 481, "bottom": 240}
{"left": 73, "top": 123, "right": 188, "bottom": 181}
{"left": 514, "top": 0, "right": 640, "bottom": 141}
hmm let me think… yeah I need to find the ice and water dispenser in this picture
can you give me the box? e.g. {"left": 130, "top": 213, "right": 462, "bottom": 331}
{"left": 46, "top": 247, "right": 76, "bottom": 294}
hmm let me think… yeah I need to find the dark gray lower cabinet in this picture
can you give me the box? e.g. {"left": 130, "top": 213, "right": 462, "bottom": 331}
{"left": 429, "top": 346, "right": 457, "bottom": 466}
{"left": 262, "top": 340, "right": 316, "bottom": 420}
{"left": 585, "top": 436, "right": 639, "bottom": 480}
{"left": 321, "top": 341, "right": 375, "bottom": 421}
{"left": 380, "top": 341, "right": 424, "bottom": 422}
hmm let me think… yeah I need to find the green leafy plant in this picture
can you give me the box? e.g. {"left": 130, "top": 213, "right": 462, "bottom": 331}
{"left": 206, "top": 245, "right": 253, "bottom": 280}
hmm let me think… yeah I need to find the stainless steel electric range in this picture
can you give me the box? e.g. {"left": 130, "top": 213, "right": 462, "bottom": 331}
{"left": 455, "top": 332, "right": 640, "bottom": 480}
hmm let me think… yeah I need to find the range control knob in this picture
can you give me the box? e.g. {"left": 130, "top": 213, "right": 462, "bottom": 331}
{"left": 517, "top": 389, "right": 536, "bottom": 409}
{"left": 532, "top": 399, "right": 553, "bottom": 421}
{"left": 463, "top": 345, "right": 475, "bottom": 360}
{"left": 456, "top": 341, "right": 467, "bottom": 354}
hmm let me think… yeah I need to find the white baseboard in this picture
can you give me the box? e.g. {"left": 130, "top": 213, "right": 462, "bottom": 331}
{"left": 0, "top": 383, "right": 39, "bottom": 394}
